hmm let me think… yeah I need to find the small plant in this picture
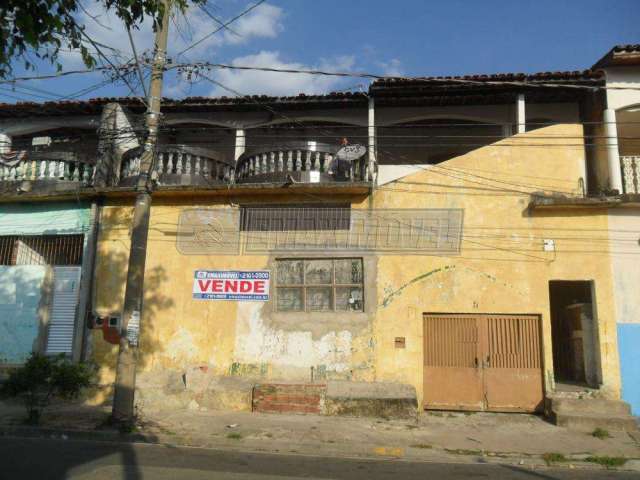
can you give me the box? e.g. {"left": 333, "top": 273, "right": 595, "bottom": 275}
{"left": 0, "top": 353, "right": 93, "bottom": 425}
{"left": 227, "top": 432, "right": 242, "bottom": 440}
{"left": 584, "top": 456, "right": 626, "bottom": 468}
{"left": 411, "top": 443, "right": 433, "bottom": 449}
{"left": 542, "top": 452, "right": 567, "bottom": 466}
{"left": 591, "top": 428, "right": 611, "bottom": 440}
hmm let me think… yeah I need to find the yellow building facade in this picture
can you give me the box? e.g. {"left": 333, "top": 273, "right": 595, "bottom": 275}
{"left": 89, "top": 124, "right": 621, "bottom": 411}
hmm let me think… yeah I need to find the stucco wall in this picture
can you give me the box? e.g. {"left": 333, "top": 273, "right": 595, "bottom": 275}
{"left": 605, "top": 66, "right": 640, "bottom": 111}
{"left": 369, "top": 125, "right": 619, "bottom": 402}
{"left": 90, "top": 124, "right": 621, "bottom": 408}
{"left": 608, "top": 210, "right": 640, "bottom": 415}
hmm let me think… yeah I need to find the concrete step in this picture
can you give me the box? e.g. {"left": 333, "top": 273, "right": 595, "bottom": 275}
{"left": 252, "top": 383, "right": 326, "bottom": 415}
{"left": 552, "top": 411, "right": 638, "bottom": 432}
{"left": 551, "top": 397, "right": 632, "bottom": 416}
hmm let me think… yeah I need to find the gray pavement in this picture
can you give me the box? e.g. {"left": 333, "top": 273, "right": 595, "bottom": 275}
{"left": 0, "top": 436, "right": 638, "bottom": 480}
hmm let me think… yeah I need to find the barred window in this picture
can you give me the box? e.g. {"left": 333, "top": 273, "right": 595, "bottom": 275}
{"left": 276, "top": 258, "right": 364, "bottom": 312}
{"left": 0, "top": 235, "right": 84, "bottom": 265}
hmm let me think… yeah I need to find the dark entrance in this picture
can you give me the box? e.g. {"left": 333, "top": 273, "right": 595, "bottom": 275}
{"left": 549, "top": 281, "right": 601, "bottom": 387}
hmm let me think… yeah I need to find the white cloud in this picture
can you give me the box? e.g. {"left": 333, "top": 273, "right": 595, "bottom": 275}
{"left": 222, "top": 4, "right": 283, "bottom": 45}
{"left": 376, "top": 58, "right": 404, "bottom": 77}
{"left": 59, "top": 3, "right": 284, "bottom": 68}
{"left": 209, "top": 51, "right": 356, "bottom": 96}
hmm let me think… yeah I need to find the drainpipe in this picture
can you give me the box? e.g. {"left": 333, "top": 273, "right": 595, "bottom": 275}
{"left": 76, "top": 200, "right": 101, "bottom": 362}
{"left": 603, "top": 108, "right": 623, "bottom": 194}
{"left": 516, "top": 94, "right": 526, "bottom": 134}
{"left": 234, "top": 128, "right": 245, "bottom": 178}
{"left": 368, "top": 97, "right": 376, "bottom": 183}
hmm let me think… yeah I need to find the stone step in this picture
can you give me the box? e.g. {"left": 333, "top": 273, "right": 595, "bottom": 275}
{"left": 550, "top": 397, "right": 632, "bottom": 416}
{"left": 551, "top": 411, "right": 638, "bottom": 432}
{"left": 252, "top": 383, "right": 326, "bottom": 415}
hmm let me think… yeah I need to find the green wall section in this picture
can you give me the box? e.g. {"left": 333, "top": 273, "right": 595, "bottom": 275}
{"left": 0, "top": 202, "right": 91, "bottom": 236}
{"left": 0, "top": 202, "right": 90, "bottom": 363}
{"left": 0, "top": 266, "right": 47, "bottom": 363}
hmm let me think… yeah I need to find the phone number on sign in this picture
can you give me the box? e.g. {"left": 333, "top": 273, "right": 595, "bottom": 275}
{"left": 195, "top": 270, "right": 270, "bottom": 280}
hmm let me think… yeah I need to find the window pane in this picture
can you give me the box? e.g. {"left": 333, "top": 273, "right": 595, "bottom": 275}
{"left": 277, "top": 260, "right": 303, "bottom": 285}
{"left": 335, "top": 259, "right": 363, "bottom": 284}
{"left": 307, "top": 287, "right": 332, "bottom": 311}
{"left": 305, "top": 260, "right": 332, "bottom": 284}
{"left": 277, "top": 287, "right": 303, "bottom": 311}
{"left": 336, "top": 287, "right": 364, "bottom": 311}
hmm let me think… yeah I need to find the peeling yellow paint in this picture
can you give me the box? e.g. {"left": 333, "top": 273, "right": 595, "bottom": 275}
{"left": 89, "top": 124, "right": 621, "bottom": 410}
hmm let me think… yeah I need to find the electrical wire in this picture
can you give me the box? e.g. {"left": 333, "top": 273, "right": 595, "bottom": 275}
{"left": 175, "top": 0, "right": 267, "bottom": 58}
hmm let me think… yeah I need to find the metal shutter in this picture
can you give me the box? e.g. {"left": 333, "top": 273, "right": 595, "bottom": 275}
{"left": 45, "top": 266, "right": 81, "bottom": 355}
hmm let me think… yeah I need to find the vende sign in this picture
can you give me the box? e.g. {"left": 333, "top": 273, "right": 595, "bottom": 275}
{"left": 193, "top": 270, "right": 270, "bottom": 301}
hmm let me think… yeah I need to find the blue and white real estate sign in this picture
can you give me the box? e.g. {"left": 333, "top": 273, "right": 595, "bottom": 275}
{"left": 193, "top": 270, "right": 270, "bottom": 301}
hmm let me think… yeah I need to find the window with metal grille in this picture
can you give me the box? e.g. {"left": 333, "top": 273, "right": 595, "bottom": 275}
{"left": 241, "top": 204, "right": 351, "bottom": 232}
{"left": 275, "top": 258, "right": 364, "bottom": 312}
{"left": 0, "top": 235, "right": 84, "bottom": 265}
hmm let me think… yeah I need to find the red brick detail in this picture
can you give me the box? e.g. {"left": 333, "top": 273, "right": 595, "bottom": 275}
{"left": 252, "top": 383, "right": 326, "bottom": 415}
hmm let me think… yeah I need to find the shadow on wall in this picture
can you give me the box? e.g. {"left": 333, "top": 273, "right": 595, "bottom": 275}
{"left": 89, "top": 206, "right": 174, "bottom": 404}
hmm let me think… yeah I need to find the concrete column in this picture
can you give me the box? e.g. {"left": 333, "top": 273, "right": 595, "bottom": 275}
{"left": 0, "top": 132, "right": 11, "bottom": 154}
{"left": 234, "top": 129, "right": 246, "bottom": 162}
{"left": 604, "top": 109, "right": 623, "bottom": 194}
{"left": 516, "top": 94, "right": 526, "bottom": 134}
{"left": 96, "top": 103, "right": 140, "bottom": 186}
{"left": 368, "top": 97, "right": 376, "bottom": 182}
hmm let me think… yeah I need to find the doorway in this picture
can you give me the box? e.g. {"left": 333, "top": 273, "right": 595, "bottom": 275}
{"left": 549, "top": 281, "right": 601, "bottom": 388}
{"left": 423, "top": 313, "right": 544, "bottom": 412}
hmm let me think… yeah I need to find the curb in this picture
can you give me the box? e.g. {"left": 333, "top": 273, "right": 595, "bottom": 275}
{"left": 1, "top": 425, "right": 638, "bottom": 473}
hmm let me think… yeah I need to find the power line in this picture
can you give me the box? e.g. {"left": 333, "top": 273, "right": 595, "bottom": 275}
{"left": 169, "top": 61, "right": 640, "bottom": 92}
{"left": 176, "top": 0, "right": 266, "bottom": 58}
{"left": 126, "top": 27, "right": 149, "bottom": 100}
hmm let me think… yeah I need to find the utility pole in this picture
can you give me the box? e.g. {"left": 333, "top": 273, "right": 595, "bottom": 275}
{"left": 112, "top": 0, "right": 171, "bottom": 423}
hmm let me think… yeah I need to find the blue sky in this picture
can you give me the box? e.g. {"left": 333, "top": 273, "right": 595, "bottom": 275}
{"left": 3, "top": 0, "right": 639, "bottom": 102}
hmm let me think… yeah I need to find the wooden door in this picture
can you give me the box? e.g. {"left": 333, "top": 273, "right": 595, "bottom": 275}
{"left": 483, "top": 315, "right": 544, "bottom": 412}
{"left": 423, "top": 313, "right": 543, "bottom": 413}
{"left": 423, "top": 314, "right": 484, "bottom": 411}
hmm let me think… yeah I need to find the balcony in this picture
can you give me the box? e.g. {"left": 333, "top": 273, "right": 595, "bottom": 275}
{"left": 0, "top": 151, "right": 95, "bottom": 190}
{"left": 621, "top": 156, "right": 639, "bottom": 194}
{"left": 235, "top": 142, "right": 371, "bottom": 184}
{"left": 119, "top": 145, "right": 234, "bottom": 187}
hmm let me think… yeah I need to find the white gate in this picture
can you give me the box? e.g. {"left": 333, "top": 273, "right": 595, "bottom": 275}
{"left": 45, "top": 266, "right": 82, "bottom": 355}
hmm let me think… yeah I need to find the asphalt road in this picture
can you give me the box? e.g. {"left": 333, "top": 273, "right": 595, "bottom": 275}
{"left": 0, "top": 436, "right": 636, "bottom": 480}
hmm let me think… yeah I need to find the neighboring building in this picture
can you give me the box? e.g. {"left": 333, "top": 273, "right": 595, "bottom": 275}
{"left": 592, "top": 44, "right": 640, "bottom": 415}
{"left": 0, "top": 46, "right": 638, "bottom": 424}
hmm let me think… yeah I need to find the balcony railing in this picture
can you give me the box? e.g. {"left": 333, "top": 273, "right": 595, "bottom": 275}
{"left": 0, "top": 151, "right": 95, "bottom": 184}
{"left": 621, "top": 156, "right": 639, "bottom": 194}
{"left": 235, "top": 142, "right": 371, "bottom": 183}
{"left": 120, "top": 145, "right": 234, "bottom": 186}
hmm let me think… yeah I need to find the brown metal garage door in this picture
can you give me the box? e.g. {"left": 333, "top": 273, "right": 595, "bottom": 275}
{"left": 423, "top": 313, "right": 543, "bottom": 412}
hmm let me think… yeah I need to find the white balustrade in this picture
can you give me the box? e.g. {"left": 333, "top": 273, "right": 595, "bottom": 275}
{"left": 0, "top": 157, "right": 95, "bottom": 183}
{"left": 621, "top": 156, "right": 640, "bottom": 194}
{"left": 235, "top": 146, "right": 371, "bottom": 182}
{"left": 120, "top": 148, "right": 231, "bottom": 183}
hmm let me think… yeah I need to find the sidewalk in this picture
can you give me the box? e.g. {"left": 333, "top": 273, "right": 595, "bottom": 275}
{"left": 1, "top": 400, "right": 639, "bottom": 471}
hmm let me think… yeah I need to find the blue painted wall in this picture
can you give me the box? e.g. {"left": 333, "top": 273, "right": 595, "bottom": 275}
{"left": 618, "top": 323, "right": 640, "bottom": 416}
{"left": 0, "top": 266, "right": 47, "bottom": 363}
{"left": 0, "top": 202, "right": 90, "bottom": 363}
